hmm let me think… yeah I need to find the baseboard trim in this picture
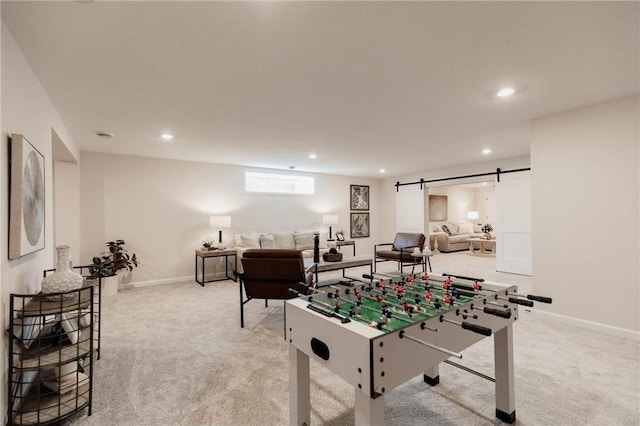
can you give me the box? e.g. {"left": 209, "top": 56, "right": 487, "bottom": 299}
{"left": 119, "top": 275, "right": 195, "bottom": 290}
{"left": 528, "top": 308, "right": 640, "bottom": 339}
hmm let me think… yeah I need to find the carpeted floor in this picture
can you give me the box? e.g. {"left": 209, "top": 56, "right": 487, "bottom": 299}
{"left": 65, "top": 251, "right": 640, "bottom": 425}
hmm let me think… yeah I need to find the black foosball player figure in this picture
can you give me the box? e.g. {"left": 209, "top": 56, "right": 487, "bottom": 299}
{"left": 348, "top": 306, "right": 356, "bottom": 318}
{"left": 451, "top": 288, "right": 460, "bottom": 299}
{"left": 434, "top": 298, "right": 442, "bottom": 310}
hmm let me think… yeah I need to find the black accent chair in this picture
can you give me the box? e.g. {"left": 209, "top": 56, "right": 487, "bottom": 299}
{"left": 238, "top": 249, "right": 314, "bottom": 328}
{"left": 374, "top": 232, "right": 428, "bottom": 273}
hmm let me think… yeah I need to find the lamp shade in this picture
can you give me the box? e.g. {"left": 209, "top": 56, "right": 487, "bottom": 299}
{"left": 210, "top": 216, "right": 231, "bottom": 229}
{"left": 323, "top": 214, "right": 339, "bottom": 225}
{"left": 467, "top": 211, "right": 480, "bottom": 220}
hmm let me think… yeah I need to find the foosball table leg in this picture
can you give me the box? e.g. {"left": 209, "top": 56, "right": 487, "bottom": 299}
{"left": 354, "top": 390, "right": 385, "bottom": 426}
{"left": 289, "top": 345, "right": 310, "bottom": 426}
{"left": 423, "top": 364, "right": 440, "bottom": 386}
{"left": 494, "top": 325, "right": 516, "bottom": 423}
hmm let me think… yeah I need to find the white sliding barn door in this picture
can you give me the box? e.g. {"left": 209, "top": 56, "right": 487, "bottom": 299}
{"left": 496, "top": 171, "right": 532, "bottom": 275}
{"left": 395, "top": 186, "right": 424, "bottom": 233}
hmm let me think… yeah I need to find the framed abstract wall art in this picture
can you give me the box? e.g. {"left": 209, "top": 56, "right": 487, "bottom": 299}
{"left": 428, "top": 195, "right": 448, "bottom": 221}
{"left": 9, "top": 134, "right": 45, "bottom": 259}
{"left": 350, "top": 184, "right": 369, "bottom": 211}
{"left": 350, "top": 212, "right": 370, "bottom": 238}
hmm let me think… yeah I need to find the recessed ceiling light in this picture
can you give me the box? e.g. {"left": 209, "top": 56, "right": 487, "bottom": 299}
{"left": 379, "top": 168, "right": 386, "bottom": 173}
{"left": 160, "top": 133, "right": 174, "bottom": 141}
{"left": 308, "top": 154, "right": 317, "bottom": 159}
{"left": 496, "top": 87, "right": 515, "bottom": 97}
{"left": 482, "top": 148, "right": 492, "bottom": 155}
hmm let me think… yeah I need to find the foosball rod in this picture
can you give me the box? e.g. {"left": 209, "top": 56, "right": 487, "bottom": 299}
{"left": 504, "top": 292, "right": 553, "bottom": 304}
{"left": 398, "top": 330, "right": 462, "bottom": 359}
{"left": 440, "top": 316, "right": 492, "bottom": 336}
{"left": 361, "top": 274, "right": 477, "bottom": 301}
{"left": 443, "top": 360, "right": 495, "bottom": 383}
{"left": 373, "top": 273, "right": 485, "bottom": 297}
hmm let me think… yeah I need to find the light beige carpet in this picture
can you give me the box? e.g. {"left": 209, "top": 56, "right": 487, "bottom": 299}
{"left": 65, "top": 252, "right": 639, "bottom": 425}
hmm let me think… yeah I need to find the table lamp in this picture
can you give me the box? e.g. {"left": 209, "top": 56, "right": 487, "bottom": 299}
{"left": 323, "top": 214, "right": 339, "bottom": 241}
{"left": 467, "top": 211, "right": 480, "bottom": 222}
{"left": 210, "top": 216, "right": 232, "bottom": 245}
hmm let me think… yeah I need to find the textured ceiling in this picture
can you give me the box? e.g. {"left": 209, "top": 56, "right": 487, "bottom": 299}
{"left": 2, "top": 1, "right": 638, "bottom": 178}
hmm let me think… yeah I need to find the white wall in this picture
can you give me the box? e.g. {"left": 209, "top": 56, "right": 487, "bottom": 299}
{"left": 1, "top": 21, "right": 79, "bottom": 424}
{"left": 79, "top": 152, "right": 382, "bottom": 285}
{"left": 53, "top": 161, "right": 81, "bottom": 264}
{"left": 531, "top": 95, "right": 639, "bottom": 332}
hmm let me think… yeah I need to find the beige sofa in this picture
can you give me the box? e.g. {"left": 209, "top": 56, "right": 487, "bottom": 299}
{"left": 234, "top": 230, "right": 332, "bottom": 273}
{"left": 429, "top": 222, "right": 483, "bottom": 253}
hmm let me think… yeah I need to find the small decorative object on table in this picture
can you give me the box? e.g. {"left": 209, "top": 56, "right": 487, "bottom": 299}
{"left": 203, "top": 239, "right": 215, "bottom": 250}
{"left": 336, "top": 231, "right": 345, "bottom": 242}
{"left": 41, "top": 245, "right": 84, "bottom": 299}
{"left": 482, "top": 224, "right": 494, "bottom": 240}
{"left": 323, "top": 248, "right": 343, "bottom": 262}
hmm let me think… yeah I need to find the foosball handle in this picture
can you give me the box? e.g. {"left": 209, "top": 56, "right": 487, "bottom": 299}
{"left": 362, "top": 274, "right": 373, "bottom": 280}
{"left": 527, "top": 294, "right": 553, "bottom": 304}
{"left": 508, "top": 297, "right": 534, "bottom": 307}
{"left": 483, "top": 307, "right": 512, "bottom": 319}
{"left": 461, "top": 322, "right": 492, "bottom": 336}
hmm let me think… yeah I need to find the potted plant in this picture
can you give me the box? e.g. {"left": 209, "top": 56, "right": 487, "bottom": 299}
{"left": 89, "top": 240, "right": 138, "bottom": 295}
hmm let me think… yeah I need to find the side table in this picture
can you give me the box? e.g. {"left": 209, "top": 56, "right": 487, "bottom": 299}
{"left": 195, "top": 248, "right": 237, "bottom": 286}
{"left": 468, "top": 238, "right": 496, "bottom": 256}
{"left": 335, "top": 240, "right": 356, "bottom": 256}
{"left": 410, "top": 251, "right": 433, "bottom": 274}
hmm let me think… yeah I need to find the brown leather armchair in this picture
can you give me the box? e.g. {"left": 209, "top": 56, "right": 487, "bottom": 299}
{"left": 239, "top": 249, "right": 314, "bottom": 328}
{"left": 374, "top": 232, "right": 427, "bottom": 273}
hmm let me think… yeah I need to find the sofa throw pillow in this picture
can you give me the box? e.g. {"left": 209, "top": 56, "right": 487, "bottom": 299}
{"left": 441, "top": 225, "right": 452, "bottom": 236}
{"left": 260, "top": 233, "right": 277, "bottom": 249}
{"left": 294, "top": 232, "right": 316, "bottom": 250}
{"left": 432, "top": 224, "right": 443, "bottom": 233}
{"left": 458, "top": 223, "right": 474, "bottom": 234}
{"left": 236, "top": 232, "right": 261, "bottom": 248}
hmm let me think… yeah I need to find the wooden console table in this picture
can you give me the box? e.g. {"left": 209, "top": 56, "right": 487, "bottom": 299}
{"left": 195, "top": 248, "right": 237, "bottom": 285}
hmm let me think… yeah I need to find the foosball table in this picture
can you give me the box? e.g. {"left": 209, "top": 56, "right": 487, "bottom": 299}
{"left": 285, "top": 271, "right": 551, "bottom": 426}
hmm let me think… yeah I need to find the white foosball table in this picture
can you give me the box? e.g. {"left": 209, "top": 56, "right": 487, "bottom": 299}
{"left": 285, "top": 272, "right": 551, "bottom": 425}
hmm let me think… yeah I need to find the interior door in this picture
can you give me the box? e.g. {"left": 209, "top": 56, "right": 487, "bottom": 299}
{"left": 496, "top": 171, "right": 532, "bottom": 275}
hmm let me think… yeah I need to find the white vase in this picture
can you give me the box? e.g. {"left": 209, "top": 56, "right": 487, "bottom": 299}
{"left": 42, "top": 245, "right": 84, "bottom": 299}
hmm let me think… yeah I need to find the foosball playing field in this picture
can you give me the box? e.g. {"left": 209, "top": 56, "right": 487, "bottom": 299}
{"left": 306, "top": 273, "right": 519, "bottom": 334}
